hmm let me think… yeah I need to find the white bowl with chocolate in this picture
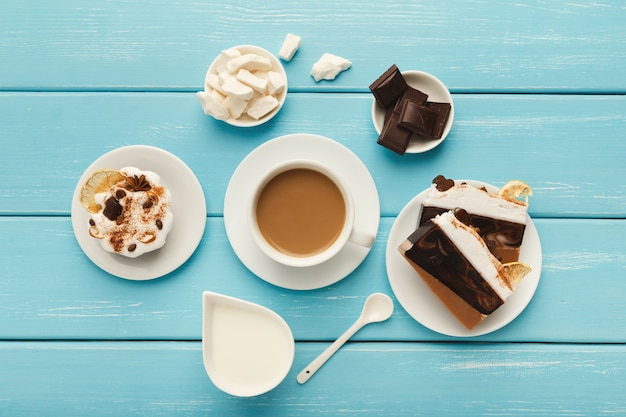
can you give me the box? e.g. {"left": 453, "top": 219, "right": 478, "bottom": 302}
{"left": 197, "top": 45, "right": 288, "bottom": 127}
{"left": 370, "top": 66, "right": 454, "bottom": 154}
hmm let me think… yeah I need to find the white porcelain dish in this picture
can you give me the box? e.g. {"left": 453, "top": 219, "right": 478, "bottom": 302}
{"left": 385, "top": 180, "right": 541, "bottom": 337}
{"left": 202, "top": 292, "right": 295, "bottom": 397}
{"left": 371, "top": 70, "right": 454, "bottom": 154}
{"left": 203, "top": 44, "right": 288, "bottom": 127}
{"left": 224, "top": 133, "right": 380, "bottom": 290}
{"left": 71, "top": 145, "right": 206, "bottom": 280}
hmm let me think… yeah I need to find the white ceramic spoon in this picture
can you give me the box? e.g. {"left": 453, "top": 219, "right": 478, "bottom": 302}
{"left": 297, "top": 292, "right": 394, "bottom": 384}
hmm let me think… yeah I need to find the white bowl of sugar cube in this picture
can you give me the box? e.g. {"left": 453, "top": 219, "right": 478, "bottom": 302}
{"left": 197, "top": 45, "right": 288, "bottom": 127}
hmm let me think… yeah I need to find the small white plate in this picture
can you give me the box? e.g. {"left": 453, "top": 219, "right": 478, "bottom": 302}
{"left": 202, "top": 291, "right": 294, "bottom": 397}
{"left": 372, "top": 70, "right": 454, "bottom": 154}
{"left": 71, "top": 145, "right": 207, "bottom": 280}
{"left": 224, "top": 133, "right": 380, "bottom": 290}
{"left": 203, "top": 45, "right": 288, "bottom": 127}
{"left": 386, "top": 180, "right": 542, "bottom": 337}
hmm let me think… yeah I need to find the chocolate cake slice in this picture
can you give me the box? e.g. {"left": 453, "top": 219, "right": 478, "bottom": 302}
{"left": 399, "top": 210, "right": 531, "bottom": 330}
{"left": 419, "top": 175, "right": 531, "bottom": 263}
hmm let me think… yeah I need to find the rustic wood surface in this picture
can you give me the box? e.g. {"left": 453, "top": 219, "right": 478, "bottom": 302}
{"left": 1, "top": 1, "right": 625, "bottom": 416}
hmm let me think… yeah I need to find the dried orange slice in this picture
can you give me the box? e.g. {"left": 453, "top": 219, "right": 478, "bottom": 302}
{"left": 501, "top": 262, "right": 532, "bottom": 286}
{"left": 498, "top": 180, "right": 532, "bottom": 204}
{"left": 79, "top": 169, "right": 125, "bottom": 213}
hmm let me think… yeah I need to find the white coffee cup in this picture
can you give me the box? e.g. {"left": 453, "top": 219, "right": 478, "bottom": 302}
{"left": 248, "top": 159, "right": 375, "bottom": 267}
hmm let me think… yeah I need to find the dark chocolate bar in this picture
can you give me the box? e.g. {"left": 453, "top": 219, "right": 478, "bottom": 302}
{"left": 397, "top": 99, "right": 437, "bottom": 136}
{"left": 400, "top": 86, "right": 428, "bottom": 106}
{"left": 425, "top": 101, "right": 451, "bottom": 139}
{"left": 377, "top": 105, "right": 412, "bottom": 155}
{"left": 369, "top": 64, "right": 408, "bottom": 108}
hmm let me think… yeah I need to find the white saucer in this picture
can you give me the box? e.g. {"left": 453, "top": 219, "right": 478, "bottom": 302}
{"left": 372, "top": 70, "right": 454, "bottom": 154}
{"left": 386, "top": 180, "right": 542, "bottom": 337}
{"left": 224, "top": 134, "right": 380, "bottom": 290}
{"left": 71, "top": 145, "right": 207, "bottom": 280}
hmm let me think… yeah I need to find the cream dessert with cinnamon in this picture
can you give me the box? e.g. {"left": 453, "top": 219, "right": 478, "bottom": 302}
{"left": 419, "top": 175, "right": 532, "bottom": 263}
{"left": 399, "top": 209, "right": 531, "bottom": 330}
{"left": 80, "top": 167, "right": 173, "bottom": 258}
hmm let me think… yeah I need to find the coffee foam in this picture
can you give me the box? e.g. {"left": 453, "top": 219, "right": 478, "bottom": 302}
{"left": 89, "top": 167, "right": 173, "bottom": 258}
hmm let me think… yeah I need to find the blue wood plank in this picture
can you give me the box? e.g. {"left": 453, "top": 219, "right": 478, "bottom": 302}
{"left": 1, "top": 341, "right": 625, "bottom": 416}
{"left": 1, "top": 1, "right": 625, "bottom": 92}
{"left": 1, "top": 217, "right": 624, "bottom": 343}
{"left": 1, "top": 93, "right": 624, "bottom": 217}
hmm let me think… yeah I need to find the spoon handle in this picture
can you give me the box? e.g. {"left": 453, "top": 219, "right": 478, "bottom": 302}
{"left": 297, "top": 320, "right": 364, "bottom": 384}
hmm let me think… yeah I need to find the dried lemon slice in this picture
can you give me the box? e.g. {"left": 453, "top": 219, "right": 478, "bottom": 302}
{"left": 501, "top": 262, "right": 532, "bottom": 286}
{"left": 79, "top": 169, "right": 125, "bottom": 213}
{"left": 498, "top": 180, "right": 532, "bottom": 204}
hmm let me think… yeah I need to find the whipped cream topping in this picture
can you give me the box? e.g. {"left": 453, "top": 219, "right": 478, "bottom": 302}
{"left": 89, "top": 167, "right": 173, "bottom": 258}
{"left": 424, "top": 182, "right": 528, "bottom": 224}
{"left": 432, "top": 211, "right": 513, "bottom": 301}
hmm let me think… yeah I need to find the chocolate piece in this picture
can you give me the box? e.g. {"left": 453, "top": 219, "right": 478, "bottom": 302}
{"left": 425, "top": 101, "right": 451, "bottom": 139}
{"left": 397, "top": 99, "right": 437, "bottom": 136}
{"left": 453, "top": 208, "right": 471, "bottom": 226}
{"left": 402, "top": 220, "right": 504, "bottom": 315}
{"left": 103, "top": 197, "right": 123, "bottom": 221}
{"left": 400, "top": 86, "right": 428, "bottom": 106}
{"left": 369, "top": 64, "right": 407, "bottom": 108}
{"left": 433, "top": 175, "right": 454, "bottom": 192}
{"left": 377, "top": 106, "right": 412, "bottom": 155}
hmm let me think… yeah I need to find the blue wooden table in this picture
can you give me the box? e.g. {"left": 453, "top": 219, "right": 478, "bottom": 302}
{"left": 1, "top": 1, "right": 625, "bottom": 415}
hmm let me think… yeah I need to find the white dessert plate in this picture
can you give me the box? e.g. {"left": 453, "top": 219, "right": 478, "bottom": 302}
{"left": 202, "top": 291, "right": 295, "bottom": 397}
{"left": 202, "top": 44, "right": 287, "bottom": 127}
{"left": 224, "top": 133, "right": 380, "bottom": 290}
{"left": 71, "top": 145, "right": 207, "bottom": 280}
{"left": 371, "top": 70, "right": 454, "bottom": 154}
{"left": 386, "top": 180, "right": 542, "bottom": 337}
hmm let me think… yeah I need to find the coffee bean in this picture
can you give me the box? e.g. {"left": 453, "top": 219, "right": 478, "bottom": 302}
{"left": 115, "top": 189, "right": 126, "bottom": 199}
{"left": 128, "top": 243, "right": 137, "bottom": 252}
{"left": 156, "top": 219, "right": 163, "bottom": 230}
{"left": 89, "top": 219, "right": 95, "bottom": 226}
{"left": 143, "top": 200, "right": 153, "bottom": 209}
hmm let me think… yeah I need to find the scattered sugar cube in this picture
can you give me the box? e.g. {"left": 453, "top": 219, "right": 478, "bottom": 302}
{"left": 221, "top": 77, "right": 254, "bottom": 100}
{"left": 311, "top": 53, "right": 352, "bottom": 82}
{"left": 279, "top": 33, "right": 301, "bottom": 61}
{"left": 246, "top": 95, "right": 279, "bottom": 120}
{"left": 227, "top": 53, "right": 272, "bottom": 73}
{"left": 196, "top": 91, "right": 229, "bottom": 120}
{"left": 236, "top": 69, "right": 268, "bottom": 93}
